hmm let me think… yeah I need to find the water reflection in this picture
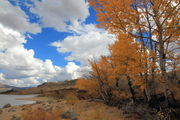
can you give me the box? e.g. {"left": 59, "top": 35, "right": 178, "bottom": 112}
{"left": 0, "top": 94, "right": 36, "bottom": 108}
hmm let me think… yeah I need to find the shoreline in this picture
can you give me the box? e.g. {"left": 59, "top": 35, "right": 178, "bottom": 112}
{"left": 16, "top": 96, "right": 55, "bottom": 102}
{"left": 0, "top": 95, "right": 132, "bottom": 120}
{"left": 0, "top": 96, "right": 59, "bottom": 120}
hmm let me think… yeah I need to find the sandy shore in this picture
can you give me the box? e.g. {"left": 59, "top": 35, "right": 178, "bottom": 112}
{"left": 16, "top": 96, "right": 55, "bottom": 102}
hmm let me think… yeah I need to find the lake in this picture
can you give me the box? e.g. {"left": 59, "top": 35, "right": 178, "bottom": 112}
{"left": 0, "top": 94, "right": 36, "bottom": 108}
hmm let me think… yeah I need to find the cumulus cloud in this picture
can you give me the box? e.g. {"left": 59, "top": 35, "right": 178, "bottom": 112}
{"left": 31, "top": 0, "right": 89, "bottom": 32}
{"left": 0, "top": 0, "right": 115, "bottom": 87}
{"left": 51, "top": 24, "right": 115, "bottom": 65}
{"left": 0, "top": 25, "right": 81, "bottom": 87}
{"left": 0, "top": 0, "right": 41, "bottom": 34}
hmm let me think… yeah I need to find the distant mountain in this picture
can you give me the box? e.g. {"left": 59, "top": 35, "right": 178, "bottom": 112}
{"left": 0, "top": 83, "right": 30, "bottom": 93}
{"left": 5, "top": 79, "right": 77, "bottom": 95}
{"left": 0, "top": 83, "right": 11, "bottom": 93}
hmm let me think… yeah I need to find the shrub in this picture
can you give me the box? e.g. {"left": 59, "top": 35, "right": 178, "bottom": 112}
{"left": 21, "top": 107, "right": 61, "bottom": 120}
{"left": 64, "top": 93, "right": 79, "bottom": 105}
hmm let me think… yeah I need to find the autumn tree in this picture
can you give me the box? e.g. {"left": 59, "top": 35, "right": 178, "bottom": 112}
{"left": 76, "top": 33, "right": 157, "bottom": 104}
{"left": 75, "top": 78, "right": 100, "bottom": 97}
{"left": 109, "top": 34, "right": 140, "bottom": 102}
{"left": 109, "top": 33, "right": 159, "bottom": 102}
{"left": 88, "top": 0, "right": 180, "bottom": 101}
{"left": 167, "top": 52, "right": 180, "bottom": 84}
{"left": 89, "top": 57, "right": 115, "bottom": 104}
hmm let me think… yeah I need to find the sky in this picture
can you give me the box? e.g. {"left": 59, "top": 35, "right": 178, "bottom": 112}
{"left": 0, "top": 0, "right": 115, "bottom": 87}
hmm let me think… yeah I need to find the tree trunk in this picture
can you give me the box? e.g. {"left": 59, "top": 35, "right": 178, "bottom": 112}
{"left": 159, "top": 41, "right": 169, "bottom": 99}
{"left": 127, "top": 76, "right": 136, "bottom": 103}
{"left": 149, "top": 41, "right": 156, "bottom": 97}
{"left": 146, "top": 8, "right": 156, "bottom": 97}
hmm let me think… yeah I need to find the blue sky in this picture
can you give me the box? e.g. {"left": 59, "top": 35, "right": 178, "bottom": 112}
{"left": 0, "top": 0, "right": 115, "bottom": 87}
{"left": 9, "top": 0, "right": 98, "bottom": 67}
{"left": 24, "top": 7, "right": 98, "bottom": 67}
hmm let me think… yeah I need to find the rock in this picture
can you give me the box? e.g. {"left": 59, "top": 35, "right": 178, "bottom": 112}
{"left": 60, "top": 111, "right": 79, "bottom": 120}
{"left": 46, "top": 107, "right": 53, "bottom": 113}
{"left": 48, "top": 100, "right": 55, "bottom": 104}
{"left": 0, "top": 109, "right": 3, "bottom": 114}
{"left": 21, "top": 107, "right": 28, "bottom": 111}
{"left": 11, "top": 115, "right": 21, "bottom": 120}
{"left": 8, "top": 108, "right": 16, "bottom": 112}
{"left": 3, "top": 104, "right": 11, "bottom": 108}
{"left": 36, "top": 101, "right": 42, "bottom": 104}
{"left": 42, "top": 103, "right": 46, "bottom": 106}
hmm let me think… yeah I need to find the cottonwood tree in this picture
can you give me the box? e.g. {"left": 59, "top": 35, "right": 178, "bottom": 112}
{"left": 76, "top": 33, "right": 156, "bottom": 104}
{"left": 109, "top": 34, "right": 143, "bottom": 102}
{"left": 88, "top": 0, "right": 180, "bottom": 101}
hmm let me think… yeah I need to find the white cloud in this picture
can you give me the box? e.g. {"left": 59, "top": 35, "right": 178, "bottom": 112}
{"left": 0, "top": 0, "right": 41, "bottom": 34}
{"left": 0, "top": 25, "right": 81, "bottom": 87}
{"left": 51, "top": 24, "right": 115, "bottom": 65}
{"left": 65, "top": 62, "right": 80, "bottom": 79}
{"left": 0, "top": 0, "right": 115, "bottom": 87}
{"left": 31, "top": 0, "right": 89, "bottom": 32}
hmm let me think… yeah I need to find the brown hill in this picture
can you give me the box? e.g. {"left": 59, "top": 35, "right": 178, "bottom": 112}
{"left": 0, "top": 83, "right": 12, "bottom": 93}
{"left": 7, "top": 80, "right": 77, "bottom": 95}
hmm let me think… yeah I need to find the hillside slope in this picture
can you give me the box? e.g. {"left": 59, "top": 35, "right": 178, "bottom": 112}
{"left": 6, "top": 80, "right": 77, "bottom": 95}
{"left": 0, "top": 83, "right": 12, "bottom": 93}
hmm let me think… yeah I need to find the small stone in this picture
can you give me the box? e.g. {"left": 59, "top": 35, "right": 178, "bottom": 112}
{"left": 60, "top": 111, "right": 78, "bottom": 120}
{"left": 48, "top": 101, "right": 54, "bottom": 104}
{"left": 36, "top": 101, "right": 42, "bottom": 104}
{"left": 3, "top": 104, "right": 11, "bottom": 108}
{"left": 8, "top": 108, "right": 16, "bottom": 112}
{"left": 46, "top": 107, "right": 53, "bottom": 113}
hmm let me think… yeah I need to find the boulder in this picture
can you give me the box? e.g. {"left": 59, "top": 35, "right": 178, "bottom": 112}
{"left": 45, "top": 107, "right": 53, "bottom": 113}
{"left": 36, "top": 101, "right": 42, "bottom": 104}
{"left": 60, "top": 111, "right": 79, "bottom": 120}
{"left": 8, "top": 108, "right": 16, "bottom": 112}
{"left": 3, "top": 104, "right": 11, "bottom": 108}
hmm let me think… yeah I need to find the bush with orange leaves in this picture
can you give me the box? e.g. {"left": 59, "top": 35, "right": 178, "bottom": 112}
{"left": 75, "top": 34, "right": 159, "bottom": 104}
{"left": 65, "top": 93, "right": 79, "bottom": 105}
{"left": 75, "top": 78, "right": 100, "bottom": 97}
{"left": 21, "top": 107, "right": 61, "bottom": 120}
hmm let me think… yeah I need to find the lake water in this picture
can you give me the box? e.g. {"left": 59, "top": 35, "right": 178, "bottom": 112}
{"left": 0, "top": 94, "right": 36, "bottom": 108}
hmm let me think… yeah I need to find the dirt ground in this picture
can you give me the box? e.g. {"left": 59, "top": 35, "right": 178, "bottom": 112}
{"left": 0, "top": 96, "right": 136, "bottom": 120}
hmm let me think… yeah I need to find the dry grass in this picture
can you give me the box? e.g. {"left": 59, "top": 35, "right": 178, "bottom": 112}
{"left": 80, "top": 108, "right": 111, "bottom": 120}
{"left": 21, "top": 107, "right": 62, "bottom": 120}
{"left": 75, "top": 101, "right": 128, "bottom": 120}
{"left": 0, "top": 97, "right": 133, "bottom": 120}
{"left": 64, "top": 93, "right": 79, "bottom": 105}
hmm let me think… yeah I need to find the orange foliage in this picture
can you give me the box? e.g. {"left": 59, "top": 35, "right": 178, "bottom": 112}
{"left": 88, "top": 0, "right": 180, "bottom": 40}
{"left": 75, "top": 34, "right": 157, "bottom": 100}
{"left": 77, "top": 0, "right": 179, "bottom": 102}
{"left": 109, "top": 34, "right": 152, "bottom": 91}
{"left": 89, "top": 0, "right": 179, "bottom": 96}
{"left": 75, "top": 78, "right": 99, "bottom": 96}
{"left": 65, "top": 93, "right": 79, "bottom": 105}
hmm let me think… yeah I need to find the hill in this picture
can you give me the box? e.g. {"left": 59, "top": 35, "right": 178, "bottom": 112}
{"left": 0, "top": 83, "right": 30, "bottom": 93}
{"left": 5, "top": 80, "right": 77, "bottom": 95}
{"left": 0, "top": 83, "right": 12, "bottom": 93}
